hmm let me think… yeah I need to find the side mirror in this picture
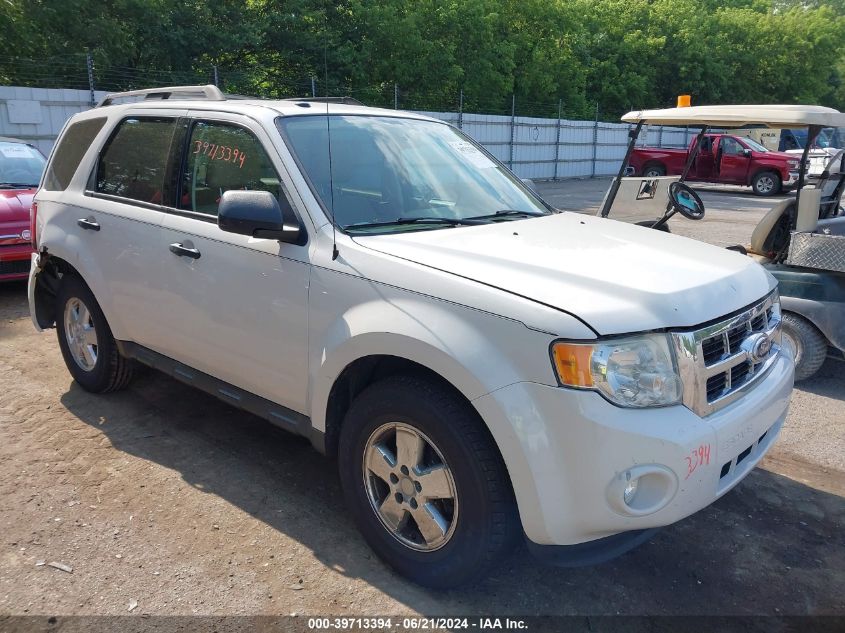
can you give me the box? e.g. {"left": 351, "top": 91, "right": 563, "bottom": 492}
{"left": 742, "top": 148, "right": 752, "bottom": 158}
{"left": 218, "top": 190, "right": 301, "bottom": 243}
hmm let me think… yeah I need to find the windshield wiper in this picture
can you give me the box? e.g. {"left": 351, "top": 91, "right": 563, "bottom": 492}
{"left": 466, "top": 209, "right": 548, "bottom": 221}
{"left": 345, "top": 216, "right": 490, "bottom": 231}
{"left": 0, "top": 183, "right": 38, "bottom": 189}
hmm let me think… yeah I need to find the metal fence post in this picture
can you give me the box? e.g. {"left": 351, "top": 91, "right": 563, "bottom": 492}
{"left": 657, "top": 125, "right": 664, "bottom": 148}
{"left": 311, "top": 76, "right": 316, "bottom": 97}
{"left": 212, "top": 65, "right": 219, "bottom": 87}
{"left": 458, "top": 89, "right": 463, "bottom": 130}
{"left": 85, "top": 51, "right": 95, "bottom": 107}
{"left": 394, "top": 83, "right": 398, "bottom": 109}
{"left": 553, "top": 99, "right": 562, "bottom": 181}
{"left": 509, "top": 94, "right": 516, "bottom": 169}
{"left": 591, "top": 102, "right": 599, "bottom": 178}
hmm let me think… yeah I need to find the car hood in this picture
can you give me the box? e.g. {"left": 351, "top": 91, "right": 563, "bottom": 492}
{"left": 760, "top": 150, "right": 800, "bottom": 162}
{"left": 0, "top": 188, "right": 35, "bottom": 222}
{"left": 353, "top": 213, "right": 775, "bottom": 335}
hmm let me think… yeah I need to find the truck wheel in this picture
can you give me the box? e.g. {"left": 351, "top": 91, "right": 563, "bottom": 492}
{"left": 56, "top": 274, "right": 135, "bottom": 393}
{"left": 781, "top": 312, "right": 828, "bottom": 381}
{"left": 752, "top": 171, "right": 781, "bottom": 196}
{"left": 337, "top": 375, "right": 519, "bottom": 588}
{"left": 642, "top": 164, "right": 666, "bottom": 178}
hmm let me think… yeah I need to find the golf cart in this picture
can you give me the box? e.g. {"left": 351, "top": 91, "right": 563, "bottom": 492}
{"left": 599, "top": 104, "right": 845, "bottom": 381}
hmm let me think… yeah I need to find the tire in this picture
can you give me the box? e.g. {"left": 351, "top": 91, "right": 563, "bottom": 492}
{"left": 781, "top": 312, "right": 828, "bottom": 381}
{"left": 56, "top": 274, "right": 135, "bottom": 393}
{"left": 751, "top": 171, "right": 781, "bottom": 196}
{"left": 642, "top": 163, "right": 666, "bottom": 178}
{"left": 337, "top": 375, "right": 520, "bottom": 588}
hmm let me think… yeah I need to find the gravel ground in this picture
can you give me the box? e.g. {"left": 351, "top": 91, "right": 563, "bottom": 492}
{"left": 0, "top": 178, "right": 842, "bottom": 622}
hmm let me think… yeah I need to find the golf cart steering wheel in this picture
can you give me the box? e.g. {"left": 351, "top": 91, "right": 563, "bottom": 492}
{"left": 668, "top": 182, "right": 705, "bottom": 220}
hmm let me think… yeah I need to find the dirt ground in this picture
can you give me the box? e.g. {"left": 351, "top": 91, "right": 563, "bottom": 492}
{"left": 1, "top": 180, "right": 844, "bottom": 620}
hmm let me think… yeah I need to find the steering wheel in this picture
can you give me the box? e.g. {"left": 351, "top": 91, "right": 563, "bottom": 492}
{"left": 668, "top": 182, "right": 705, "bottom": 220}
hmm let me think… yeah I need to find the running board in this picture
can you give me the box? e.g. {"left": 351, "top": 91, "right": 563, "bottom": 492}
{"left": 116, "top": 341, "right": 324, "bottom": 452}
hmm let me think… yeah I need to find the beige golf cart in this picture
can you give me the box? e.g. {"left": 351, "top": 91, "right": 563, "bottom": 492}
{"left": 599, "top": 104, "right": 845, "bottom": 380}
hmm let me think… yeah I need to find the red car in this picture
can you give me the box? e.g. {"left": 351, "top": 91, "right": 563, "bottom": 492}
{"left": 0, "top": 137, "right": 46, "bottom": 281}
{"left": 628, "top": 133, "right": 801, "bottom": 196}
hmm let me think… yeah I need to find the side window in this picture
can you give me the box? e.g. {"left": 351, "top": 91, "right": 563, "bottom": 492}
{"left": 721, "top": 138, "right": 743, "bottom": 155}
{"left": 96, "top": 118, "right": 177, "bottom": 204}
{"left": 179, "top": 122, "right": 283, "bottom": 216}
{"left": 43, "top": 117, "right": 107, "bottom": 191}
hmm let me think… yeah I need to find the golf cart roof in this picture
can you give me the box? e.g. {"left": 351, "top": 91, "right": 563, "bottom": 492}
{"left": 621, "top": 104, "right": 845, "bottom": 129}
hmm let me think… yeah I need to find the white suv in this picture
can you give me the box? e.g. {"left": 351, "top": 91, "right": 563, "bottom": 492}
{"left": 28, "top": 86, "right": 794, "bottom": 587}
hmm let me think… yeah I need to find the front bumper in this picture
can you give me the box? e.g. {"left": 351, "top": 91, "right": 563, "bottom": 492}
{"left": 473, "top": 351, "right": 794, "bottom": 548}
{"left": 0, "top": 243, "right": 34, "bottom": 280}
{"left": 783, "top": 172, "right": 799, "bottom": 188}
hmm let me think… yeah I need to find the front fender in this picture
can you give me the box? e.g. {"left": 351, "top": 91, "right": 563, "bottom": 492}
{"left": 306, "top": 275, "right": 577, "bottom": 433}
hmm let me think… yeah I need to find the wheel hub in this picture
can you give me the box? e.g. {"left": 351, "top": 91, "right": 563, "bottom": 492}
{"left": 63, "top": 297, "right": 98, "bottom": 372}
{"left": 362, "top": 422, "right": 459, "bottom": 552}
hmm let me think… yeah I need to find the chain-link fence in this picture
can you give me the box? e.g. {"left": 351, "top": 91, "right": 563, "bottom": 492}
{"left": 0, "top": 55, "right": 697, "bottom": 178}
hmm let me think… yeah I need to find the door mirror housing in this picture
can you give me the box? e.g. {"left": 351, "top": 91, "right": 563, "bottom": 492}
{"left": 742, "top": 148, "right": 753, "bottom": 158}
{"left": 218, "top": 190, "right": 301, "bottom": 243}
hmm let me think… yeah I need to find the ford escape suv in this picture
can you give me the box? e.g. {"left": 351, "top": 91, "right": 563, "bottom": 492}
{"left": 28, "top": 86, "right": 794, "bottom": 588}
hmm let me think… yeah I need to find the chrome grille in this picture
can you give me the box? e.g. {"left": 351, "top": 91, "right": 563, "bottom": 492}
{"left": 672, "top": 292, "right": 782, "bottom": 417}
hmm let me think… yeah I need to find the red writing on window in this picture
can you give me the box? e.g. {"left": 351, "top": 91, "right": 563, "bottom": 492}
{"left": 193, "top": 140, "right": 247, "bottom": 169}
{"left": 685, "top": 443, "right": 711, "bottom": 480}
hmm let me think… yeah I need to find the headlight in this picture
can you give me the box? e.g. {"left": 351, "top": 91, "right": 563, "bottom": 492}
{"left": 788, "top": 160, "right": 800, "bottom": 169}
{"left": 551, "top": 334, "right": 682, "bottom": 408}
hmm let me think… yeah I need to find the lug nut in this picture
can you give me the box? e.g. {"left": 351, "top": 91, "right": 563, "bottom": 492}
{"left": 414, "top": 481, "right": 422, "bottom": 493}
{"left": 394, "top": 492, "right": 403, "bottom": 504}
{"left": 389, "top": 473, "right": 399, "bottom": 484}
{"left": 400, "top": 465, "right": 409, "bottom": 476}
{"left": 409, "top": 498, "right": 418, "bottom": 509}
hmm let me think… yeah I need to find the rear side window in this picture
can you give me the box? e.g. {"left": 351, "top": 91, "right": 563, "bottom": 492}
{"left": 96, "top": 118, "right": 178, "bottom": 204}
{"left": 179, "top": 121, "right": 283, "bottom": 216}
{"left": 43, "top": 117, "right": 107, "bottom": 191}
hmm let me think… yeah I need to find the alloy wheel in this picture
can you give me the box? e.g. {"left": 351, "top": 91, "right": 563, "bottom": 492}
{"left": 362, "top": 422, "right": 459, "bottom": 551}
{"left": 63, "top": 297, "right": 98, "bottom": 371}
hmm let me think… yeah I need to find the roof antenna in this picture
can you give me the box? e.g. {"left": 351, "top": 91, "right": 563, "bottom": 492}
{"left": 324, "top": 44, "right": 339, "bottom": 260}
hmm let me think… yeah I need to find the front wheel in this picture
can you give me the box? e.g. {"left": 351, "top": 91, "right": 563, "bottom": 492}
{"left": 781, "top": 312, "right": 828, "bottom": 381}
{"left": 338, "top": 375, "right": 520, "bottom": 588}
{"left": 751, "top": 171, "right": 782, "bottom": 196}
{"left": 56, "top": 274, "right": 135, "bottom": 393}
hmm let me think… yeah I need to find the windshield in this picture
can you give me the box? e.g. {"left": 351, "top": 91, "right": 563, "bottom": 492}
{"left": 741, "top": 137, "right": 769, "bottom": 153}
{"left": 0, "top": 141, "right": 46, "bottom": 187}
{"left": 277, "top": 115, "right": 550, "bottom": 233}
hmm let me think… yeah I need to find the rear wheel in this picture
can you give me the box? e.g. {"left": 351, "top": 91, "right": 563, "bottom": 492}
{"left": 338, "top": 375, "right": 519, "bottom": 588}
{"left": 56, "top": 275, "right": 134, "bottom": 392}
{"left": 751, "top": 171, "right": 781, "bottom": 196}
{"left": 781, "top": 312, "right": 828, "bottom": 381}
{"left": 642, "top": 164, "right": 666, "bottom": 178}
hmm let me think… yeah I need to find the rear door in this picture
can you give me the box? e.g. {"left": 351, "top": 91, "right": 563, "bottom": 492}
{"left": 77, "top": 110, "right": 186, "bottom": 346}
{"left": 694, "top": 135, "right": 716, "bottom": 181}
{"left": 716, "top": 136, "right": 751, "bottom": 184}
{"left": 156, "top": 112, "right": 311, "bottom": 413}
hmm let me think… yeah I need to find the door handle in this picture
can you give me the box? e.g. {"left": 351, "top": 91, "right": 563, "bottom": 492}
{"left": 169, "top": 242, "right": 201, "bottom": 260}
{"left": 77, "top": 218, "right": 100, "bottom": 231}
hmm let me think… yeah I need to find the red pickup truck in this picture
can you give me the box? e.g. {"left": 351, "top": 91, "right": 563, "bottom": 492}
{"left": 628, "top": 133, "right": 801, "bottom": 196}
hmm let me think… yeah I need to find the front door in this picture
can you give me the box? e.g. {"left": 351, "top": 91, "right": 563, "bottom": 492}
{"left": 156, "top": 114, "right": 311, "bottom": 414}
{"left": 717, "top": 136, "right": 751, "bottom": 184}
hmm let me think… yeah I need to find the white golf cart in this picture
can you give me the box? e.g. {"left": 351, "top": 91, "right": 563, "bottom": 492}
{"left": 599, "top": 104, "right": 845, "bottom": 380}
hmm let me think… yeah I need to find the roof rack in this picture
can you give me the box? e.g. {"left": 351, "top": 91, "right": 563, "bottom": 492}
{"left": 282, "top": 96, "right": 364, "bottom": 106}
{"left": 97, "top": 85, "right": 226, "bottom": 108}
